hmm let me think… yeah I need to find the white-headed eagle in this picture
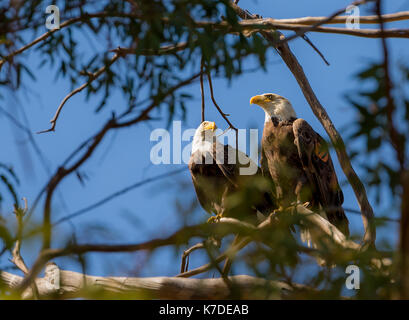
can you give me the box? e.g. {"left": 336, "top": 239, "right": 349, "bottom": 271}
{"left": 250, "top": 93, "right": 349, "bottom": 242}
{"left": 188, "top": 121, "right": 276, "bottom": 223}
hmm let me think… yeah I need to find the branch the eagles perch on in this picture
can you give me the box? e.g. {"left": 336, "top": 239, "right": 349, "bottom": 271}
{"left": 0, "top": 0, "right": 407, "bottom": 300}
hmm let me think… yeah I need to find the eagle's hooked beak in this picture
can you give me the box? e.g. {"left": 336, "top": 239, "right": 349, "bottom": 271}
{"left": 250, "top": 95, "right": 266, "bottom": 106}
{"left": 203, "top": 121, "right": 216, "bottom": 131}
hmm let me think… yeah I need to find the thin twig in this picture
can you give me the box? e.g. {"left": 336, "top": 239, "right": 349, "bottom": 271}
{"left": 206, "top": 69, "right": 239, "bottom": 153}
{"left": 200, "top": 58, "right": 205, "bottom": 123}
{"left": 177, "top": 214, "right": 277, "bottom": 278}
{"left": 53, "top": 168, "right": 185, "bottom": 226}
{"left": 301, "top": 34, "right": 330, "bottom": 66}
{"left": 277, "top": 0, "right": 371, "bottom": 44}
{"left": 176, "top": 237, "right": 251, "bottom": 278}
{"left": 181, "top": 242, "right": 206, "bottom": 273}
{"left": 112, "top": 42, "right": 188, "bottom": 56}
{"left": 37, "top": 53, "right": 121, "bottom": 134}
{"left": 11, "top": 198, "right": 29, "bottom": 274}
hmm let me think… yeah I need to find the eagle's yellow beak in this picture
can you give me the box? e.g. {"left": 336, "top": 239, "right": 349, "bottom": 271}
{"left": 250, "top": 95, "right": 266, "bottom": 106}
{"left": 203, "top": 121, "right": 216, "bottom": 131}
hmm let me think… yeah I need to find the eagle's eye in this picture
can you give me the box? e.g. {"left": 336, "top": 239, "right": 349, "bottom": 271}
{"left": 265, "top": 94, "right": 274, "bottom": 100}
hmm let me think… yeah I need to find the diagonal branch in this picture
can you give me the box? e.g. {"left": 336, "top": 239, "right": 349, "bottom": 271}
{"left": 37, "top": 53, "right": 121, "bottom": 134}
{"left": 53, "top": 168, "right": 185, "bottom": 227}
{"left": 0, "top": 12, "right": 144, "bottom": 71}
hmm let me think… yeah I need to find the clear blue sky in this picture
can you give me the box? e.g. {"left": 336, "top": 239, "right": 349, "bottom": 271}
{"left": 0, "top": 0, "right": 408, "bottom": 279}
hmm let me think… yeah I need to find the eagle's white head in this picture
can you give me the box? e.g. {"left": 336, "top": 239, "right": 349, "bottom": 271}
{"left": 250, "top": 93, "right": 296, "bottom": 123}
{"left": 192, "top": 121, "right": 217, "bottom": 153}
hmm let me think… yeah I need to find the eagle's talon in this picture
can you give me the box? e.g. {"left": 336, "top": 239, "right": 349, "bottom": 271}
{"left": 207, "top": 213, "right": 223, "bottom": 223}
{"left": 273, "top": 205, "right": 285, "bottom": 214}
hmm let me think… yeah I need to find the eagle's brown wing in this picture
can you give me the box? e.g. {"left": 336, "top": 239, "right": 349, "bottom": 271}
{"left": 188, "top": 151, "right": 216, "bottom": 214}
{"left": 216, "top": 144, "right": 277, "bottom": 217}
{"left": 260, "top": 147, "right": 270, "bottom": 180}
{"left": 213, "top": 144, "right": 240, "bottom": 187}
{"left": 293, "top": 118, "right": 349, "bottom": 236}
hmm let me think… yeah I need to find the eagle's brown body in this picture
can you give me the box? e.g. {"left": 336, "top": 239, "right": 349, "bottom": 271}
{"left": 189, "top": 143, "right": 276, "bottom": 222}
{"left": 261, "top": 117, "right": 350, "bottom": 236}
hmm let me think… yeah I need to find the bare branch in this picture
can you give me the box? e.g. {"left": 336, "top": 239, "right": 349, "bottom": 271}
{"left": 206, "top": 69, "right": 239, "bottom": 152}
{"left": 53, "top": 168, "right": 185, "bottom": 226}
{"left": 0, "top": 266, "right": 307, "bottom": 299}
{"left": 242, "top": 21, "right": 409, "bottom": 40}
{"left": 112, "top": 42, "right": 188, "bottom": 56}
{"left": 274, "top": 11, "right": 409, "bottom": 26}
{"left": 200, "top": 58, "right": 205, "bottom": 122}
{"left": 37, "top": 53, "right": 121, "bottom": 134}
{"left": 180, "top": 242, "right": 206, "bottom": 273}
{"left": 276, "top": 0, "right": 370, "bottom": 43}
{"left": 197, "top": 19, "right": 409, "bottom": 39}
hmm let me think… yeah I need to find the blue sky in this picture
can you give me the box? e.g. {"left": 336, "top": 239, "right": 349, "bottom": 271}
{"left": 0, "top": 0, "right": 408, "bottom": 281}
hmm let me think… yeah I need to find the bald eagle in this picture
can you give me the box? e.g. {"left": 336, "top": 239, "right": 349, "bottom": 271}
{"left": 250, "top": 93, "right": 349, "bottom": 241}
{"left": 188, "top": 121, "right": 276, "bottom": 223}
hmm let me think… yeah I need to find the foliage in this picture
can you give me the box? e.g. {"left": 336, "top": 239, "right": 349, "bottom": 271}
{"left": 1, "top": 0, "right": 269, "bottom": 121}
{"left": 346, "top": 61, "right": 409, "bottom": 204}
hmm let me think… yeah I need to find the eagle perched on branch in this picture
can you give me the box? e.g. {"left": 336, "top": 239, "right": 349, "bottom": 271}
{"left": 250, "top": 93, "right": 349, "bottom": 244}
{"left": 188, "top": 121, "right": 276, "bottom": 223}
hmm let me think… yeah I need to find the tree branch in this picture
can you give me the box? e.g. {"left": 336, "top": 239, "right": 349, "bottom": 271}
{"left": 37, "top": 53, "right": 121, "bottom": 134}
{"left": 196, "top": 19, "right": 409, "bottom": 39}
{"left": 0, "top": 265, "right": 307, "bottom": 299}
{"left": 273, "top": 11, "right": 409, "bottom": 26}
{"left": 17, "top": 217, "right": 263, "bottom": 293}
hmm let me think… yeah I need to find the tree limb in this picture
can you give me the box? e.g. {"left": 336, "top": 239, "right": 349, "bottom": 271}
{"left": 0, "top": 264, "right": 307, "bottom": 299}
{"left": 273, "top": 11, "right": 409, "bottom": 26}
